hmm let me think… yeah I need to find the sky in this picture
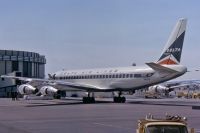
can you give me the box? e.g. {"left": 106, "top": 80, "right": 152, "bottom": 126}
{"left": 0, "top": 0, "right": 199, "bottom": 80}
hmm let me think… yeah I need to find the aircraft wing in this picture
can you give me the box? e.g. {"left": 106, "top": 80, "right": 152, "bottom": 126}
{"left": 1, "top": 75, "right": 104, "bottom": 92}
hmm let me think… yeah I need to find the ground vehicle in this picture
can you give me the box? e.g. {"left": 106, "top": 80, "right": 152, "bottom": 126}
{"left": 177, "top": 91, "right": 189, "bottom": 98}
{"left": 192, "top": 92, "right": 200, "bottom": 99}
{"left": 144, "top": 92, "right": 160, "bottom": 99}
{"left": 136, "top": 114, "right": 194, "bottom": 133}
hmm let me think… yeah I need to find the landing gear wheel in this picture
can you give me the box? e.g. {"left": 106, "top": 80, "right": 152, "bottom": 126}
{"left": 113, "top": 96, "right": 126, "bottom": 103}
{"left": 54, "top": 94, "right": 61, "bottom": 99}
{"left": 82, "top": 97, "right": 95, "bottom": 104}
{"left": 121, "top": 96, "right": 126, "bottom": 103}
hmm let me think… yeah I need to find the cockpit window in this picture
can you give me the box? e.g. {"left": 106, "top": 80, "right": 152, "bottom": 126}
{"left": 146, "top": 73, "right": 154, "bottom": 77}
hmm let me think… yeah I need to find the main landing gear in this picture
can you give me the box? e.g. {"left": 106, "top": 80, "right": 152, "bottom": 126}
{"left": 82, "top": 92, "right": 95, "bottom": 104}
{"left": 113, "top": 91, "right": 126, "bottom": 103}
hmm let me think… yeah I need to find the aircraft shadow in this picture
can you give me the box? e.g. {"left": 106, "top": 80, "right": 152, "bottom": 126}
{"left": 127, "top": 101, "right": 192, "bottom": 107}
{"left": 25, "top": 100, "right": 113, "bottom": 107}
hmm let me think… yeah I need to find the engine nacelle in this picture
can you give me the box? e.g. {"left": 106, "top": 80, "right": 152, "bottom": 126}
{"left": 148, "top": 85, "right": 169, "bottom": 93}
{"left": 40, "top": 86, "right": 58, "bottom": 96}
{"left": 18, "top": 84, "right": 38, "bottom": 95}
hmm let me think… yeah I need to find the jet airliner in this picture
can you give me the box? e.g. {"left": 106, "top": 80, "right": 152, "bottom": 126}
{"left": 2, "top": 18, "right": 187, "bottom": 103}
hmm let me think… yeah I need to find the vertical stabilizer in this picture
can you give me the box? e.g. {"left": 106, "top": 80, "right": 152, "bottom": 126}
{"left": 157, "top": 18, "right": 187, "bottom": 65}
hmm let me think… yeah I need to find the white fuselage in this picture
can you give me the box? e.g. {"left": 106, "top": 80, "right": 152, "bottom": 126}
{"left": 52, "top": 64, "right": 187, "bottom": 92}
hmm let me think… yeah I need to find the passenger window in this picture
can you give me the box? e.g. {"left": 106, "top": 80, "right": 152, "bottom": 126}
{"left": 126, "top": 74, "right": 129, "bottom": 78}
{"left": 116, "top": 74, "right": 118, "bottom": 78}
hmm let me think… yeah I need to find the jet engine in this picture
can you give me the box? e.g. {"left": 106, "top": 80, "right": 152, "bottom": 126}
{"left": 18, "top": 84, "right": 38, "bottom": 95}
{"left": 39, "top": 86, "right": 58, "bottom": 96}
{"left": 148, "top": 85, "right": 169, "bottom": 93}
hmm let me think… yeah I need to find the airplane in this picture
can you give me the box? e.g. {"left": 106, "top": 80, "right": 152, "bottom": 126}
{"left": 1, "top": 18, "right": 187, "bottom": 103}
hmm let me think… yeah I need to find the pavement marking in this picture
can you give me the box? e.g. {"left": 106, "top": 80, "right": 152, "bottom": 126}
{"left": 93, "top": 122, "right": 132, "bottom": 131}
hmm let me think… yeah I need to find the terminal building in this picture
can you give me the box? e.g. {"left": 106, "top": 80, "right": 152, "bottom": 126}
{"left": 0, "top": 50, "right": 46, "bottom": 97}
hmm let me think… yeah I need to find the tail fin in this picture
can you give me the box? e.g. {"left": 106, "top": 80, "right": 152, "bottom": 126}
{"left": 157, "top": 18, "right": 187, "bottom": 65}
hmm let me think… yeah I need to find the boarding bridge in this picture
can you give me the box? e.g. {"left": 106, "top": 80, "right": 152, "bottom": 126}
{"left": 0, "top": 71, "right": 21, "bottom": 97}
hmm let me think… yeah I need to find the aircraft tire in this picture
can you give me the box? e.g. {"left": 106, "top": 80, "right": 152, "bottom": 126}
{"left": 121, "top": 97, "right": 126, "bottom": 103}
{"left": 82, "top": 97, "right": 95, "bottom": 104}
{"left": 113, "top": 97, "right": 126, "bottom": 103}
{"left": 113, "top": 97, "right": 118, "bottom": 103}
{"left": 83, "top": 97, "right": 87, "bottom": 103}
{"left": 54, "top": 95, "right": 61, "bottom": 99}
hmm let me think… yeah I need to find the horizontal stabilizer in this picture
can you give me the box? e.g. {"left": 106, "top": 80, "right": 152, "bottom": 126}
{"left": 146, "top": 62, "right": 178, "bottom": 73}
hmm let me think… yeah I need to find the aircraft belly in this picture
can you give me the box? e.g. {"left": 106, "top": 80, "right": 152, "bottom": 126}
{"left": 110, "top": 79, "right": 150, "bottom": 89}
{"left": 69, "top": 79, "right": 111, "bottom": 90}
{"left": 56, "top": 85, "right": 84, "bottom": 91}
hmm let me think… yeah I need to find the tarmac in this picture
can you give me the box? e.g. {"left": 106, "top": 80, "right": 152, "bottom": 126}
{"left": 0, "top": 98, "right": 200, "bottom": 133}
